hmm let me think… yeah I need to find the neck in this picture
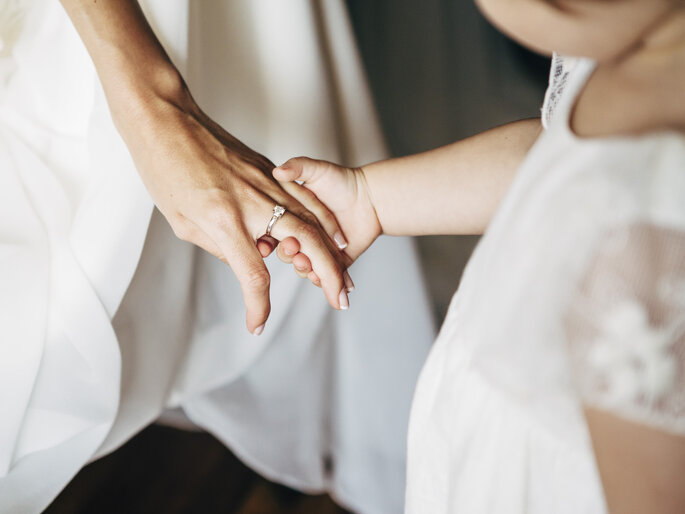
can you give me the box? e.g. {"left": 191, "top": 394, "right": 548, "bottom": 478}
{"left": 618, "top": 8, "right": 685, "bottom": 131}
{"left": 639, "top": 7, "right": 685, "bottom": 55}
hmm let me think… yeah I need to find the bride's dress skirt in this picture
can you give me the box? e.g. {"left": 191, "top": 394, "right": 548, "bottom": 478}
{"left": 0, "top": 1, "right": 434, "bottom": 512}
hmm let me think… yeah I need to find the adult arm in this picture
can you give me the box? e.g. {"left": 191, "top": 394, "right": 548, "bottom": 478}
{"left": 60, "top": 0, "right": 350, "bottom": 333}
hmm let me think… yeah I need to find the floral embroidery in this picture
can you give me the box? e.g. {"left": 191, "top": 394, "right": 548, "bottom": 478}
{"left": 586, "top": 300, "right": 678, "bottom": 405}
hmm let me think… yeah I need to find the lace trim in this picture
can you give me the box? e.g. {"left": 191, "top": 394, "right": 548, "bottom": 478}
{"left": 541, "top": 53, "right": 580, "bottom": 129}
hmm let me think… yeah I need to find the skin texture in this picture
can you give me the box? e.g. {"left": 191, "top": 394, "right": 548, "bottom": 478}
{"left": 585, "top": 408, "right": 685, "bottom": 514}
{"left": 476, "top": 0, "right": 685, "bottom": 138}
{"left": 277, "top": 1, "right": 685, "bottom": 511}
{"left": 59, "top": 0, "right": 352, "bottom": 334}
{"left": 475, "top": 0, "right": 674, "bottom": 59}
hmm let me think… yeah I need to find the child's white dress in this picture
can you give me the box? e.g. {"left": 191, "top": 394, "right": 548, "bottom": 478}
{"left": 405, "top": 54, "right": 685, "bottom": 513}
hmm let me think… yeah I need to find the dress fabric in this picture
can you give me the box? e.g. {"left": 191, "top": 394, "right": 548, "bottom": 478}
{"left": 405, "top": 53, "right": 685, "bottom": 513}
{"left": 0, "top": 1, "right": 435, "bottom": 513}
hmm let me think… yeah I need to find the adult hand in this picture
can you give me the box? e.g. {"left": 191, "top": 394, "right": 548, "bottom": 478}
{"left": 61, "top": 0, "right": 351, "bottom": 334}
{"left": 272, "top": 157, "right": 382, "bottom": 287}
{"left": 121, "top": 92, "right": 352, "bottom": 334}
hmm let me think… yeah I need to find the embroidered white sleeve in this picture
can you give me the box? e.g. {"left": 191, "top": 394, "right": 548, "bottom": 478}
{"left": 565, "top": 223, "right": 685, "bottom": 434}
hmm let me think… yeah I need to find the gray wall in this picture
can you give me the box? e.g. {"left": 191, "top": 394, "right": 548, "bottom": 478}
{"left": 346, "top": 0, "right": 550, "bottom": 320}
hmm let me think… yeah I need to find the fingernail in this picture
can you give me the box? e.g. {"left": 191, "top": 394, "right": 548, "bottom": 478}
{"left": 278, "top": 163, "right": 290, "bottom": 170}
{"left": 343, "top": 271, "right": 355, "bottom": 292}
{"left": 339, "top": 289, "right": 349, "bottom": 310}
{"left": 334, "top": 232, "right": 348, "bottom": 250}
{"left": 253, "top": 324, "right": 265, "bottom": 336}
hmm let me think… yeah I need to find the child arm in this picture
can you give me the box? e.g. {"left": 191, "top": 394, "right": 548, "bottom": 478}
{"left": 272, "top": 118, "right": 541, "bottom": 288}
{"left": 364, "top": 117, "right": 541, "bottom": 236}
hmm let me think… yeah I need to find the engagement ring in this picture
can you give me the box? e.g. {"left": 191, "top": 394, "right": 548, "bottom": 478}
{"left": 266, "top": 205, "right": 286, "bottom": 236}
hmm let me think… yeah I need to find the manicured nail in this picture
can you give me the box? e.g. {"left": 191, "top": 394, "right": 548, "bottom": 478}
{"left": 343, "top": 271, "right": 355, "bottom": 292}
{"left": 339, "top": 289, "right": 349, "bottom": 310}
{"left": 253, "top": 324, "right": 265, "bottom": 336}
{"left": 334, "top": 232, "right": 348, "bottom": 250}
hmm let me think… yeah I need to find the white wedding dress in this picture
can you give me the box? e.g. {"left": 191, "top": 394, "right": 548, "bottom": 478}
{"left": 0, "top": 1, "right": 434, "bottom": 512}
{"left": 405, "top": 54, "right": 685, "bottom": 513}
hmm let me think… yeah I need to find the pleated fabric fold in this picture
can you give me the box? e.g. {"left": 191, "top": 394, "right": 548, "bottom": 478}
{"left": 0, "top": 2, "right": 434, "bottom": 512}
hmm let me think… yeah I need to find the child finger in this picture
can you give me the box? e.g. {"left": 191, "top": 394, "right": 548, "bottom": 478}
{"left": 278, "top": 237, "right": 301, "bottom": 262}
{"left": 294, "top": 266, "right": 310, "bottom": 280}
{"left": 268, "top": 212, "right": 348, "bottom": 310}
{"left": 272, "top": 156, "right": 322, "bottom": 183}
{"left": 292, "top": 252, "right": 313, "bottom": 274}
{"left": 280, "top": 181, "right": 348, "bottom": 250}
{"left": 256, "top": 235, "right": 278, "bottom": 258}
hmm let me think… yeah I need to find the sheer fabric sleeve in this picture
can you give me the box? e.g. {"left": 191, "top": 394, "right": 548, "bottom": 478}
{"left": 564, "top": 223, "right": 685, "bottom": 435}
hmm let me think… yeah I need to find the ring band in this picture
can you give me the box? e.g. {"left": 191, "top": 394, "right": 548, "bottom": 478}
{"left": 266, "top": 205, "right": 286, "bottom": 236}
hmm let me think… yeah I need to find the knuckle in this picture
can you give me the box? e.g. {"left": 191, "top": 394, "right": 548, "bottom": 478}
{"left": 296, "top": 222, "right": 320, "bottom": 242}
{"left": 236, "top": 181, "right": 262, "bottom": 204}
{"left": 171, "top": 221, "right": 192, "bottom": 242}
{"left": 208, "top": 203, "right": 240, "bottom": 231}
{"left": 244, "top": 268, "right": 271, "bottom": 291}
{"left": 204, "top": 188, "right": 231, "bottom": 206}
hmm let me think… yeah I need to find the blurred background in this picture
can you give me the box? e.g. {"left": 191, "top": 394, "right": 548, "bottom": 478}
{"left": 46, "top": 1, "right": 548, "bottom": 512}
{"left": 346, "top": 0, "right": 549, "bottom": 321}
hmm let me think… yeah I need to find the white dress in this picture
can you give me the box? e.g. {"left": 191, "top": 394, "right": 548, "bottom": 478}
{"left": 0, "top": 1, "right": 435, "bottom": 512}
{"left": 406, "top": 54, "right": 685, "bottom": 513}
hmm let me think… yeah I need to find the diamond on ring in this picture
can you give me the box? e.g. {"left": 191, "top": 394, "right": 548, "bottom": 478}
{"left": 266, "top": 205, "right": 286, "bottom": 236}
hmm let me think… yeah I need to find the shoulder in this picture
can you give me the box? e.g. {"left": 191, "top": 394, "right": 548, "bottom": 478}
{"left": 567, "top": 133, "right": 685, "bottom": 233}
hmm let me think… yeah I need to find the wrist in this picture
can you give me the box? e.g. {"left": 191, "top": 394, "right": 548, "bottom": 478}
{"left": 354, "top": 165, "right": 384, "bottom": 240}
{"left": 108, "top": 60, "right": 193, "bottom": 124}
{"left": 106, "top": 66, "right": 203, "bottom": 159}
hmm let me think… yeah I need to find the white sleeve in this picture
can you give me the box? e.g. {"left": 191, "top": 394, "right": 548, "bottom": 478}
{"left": 564, "top": 223, "right": 685, "bottom": 434}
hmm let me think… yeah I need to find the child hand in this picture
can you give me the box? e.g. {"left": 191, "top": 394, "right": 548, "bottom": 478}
{"left": 272, "top": 157, "right": 382, "bottom": 294}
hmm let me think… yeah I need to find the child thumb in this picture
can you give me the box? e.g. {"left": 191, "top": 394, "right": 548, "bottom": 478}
{"left": 273, "top": 157, "right": 321, "bottom": 184}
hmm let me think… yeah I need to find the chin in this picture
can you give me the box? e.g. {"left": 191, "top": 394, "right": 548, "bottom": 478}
{"left": 475, "top": 0, "right": 671, "bottom": 62}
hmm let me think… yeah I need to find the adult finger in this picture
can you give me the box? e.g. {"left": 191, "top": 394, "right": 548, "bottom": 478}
{"left": 292, "top": 252, "right": 313, "bottom": 275}
{"left": 279, "top": 180, "right": 348, "bottom": 250}
{"left": 291, "top": 252, "right": 353, "bottom": 292}
{"left": 268, "top": 212, "right": 348, "bottom": 310}
{"left": 199, "top": 217, "right": 272, "bottom": 334}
